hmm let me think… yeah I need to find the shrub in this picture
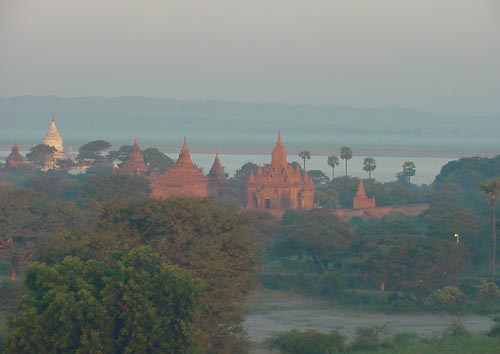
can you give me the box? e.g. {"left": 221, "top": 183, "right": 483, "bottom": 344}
{"left": 265, "top": 329, "right": 347, "bottom": 354}
{"left": 443, "top": 318, "right": 470, "bottom": 337}
{"left": 476, "top": 281, "right": 500, "bottom": 312}
{"left": 425, "top": 286, "right": 466, "bottom": 311}
{"left": 487, "top": 316, "right": 500, "bottom": 337}
{"left": 387, "top": 294, "right": 419, "bottom": 313}
{"left": 350, "top": 324, "right": 389, "bottom": 351}
{"left": 318, "top": 272, "right": 345, "bottom": 296}
{"left": 391, "top": 332, "right": 418, "bottom": 346}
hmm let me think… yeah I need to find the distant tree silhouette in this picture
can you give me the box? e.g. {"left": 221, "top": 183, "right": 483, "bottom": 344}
{"left": 481, "top": 177, "right": 500, "bottom": 282}
{"left": 363, "top": 157, "right": 376, "bottom": 179}
{"left": 26, "top": 144, "right": 56, "bottom": 168}
{"left": 397, "top": 161, "right": 416, "bottom": 183}
{"left": 327, "top": 155, "right": 339, "bottom": 179}
{"left": 299, "top": 151, "right": 311, "bottom": 171}
{"left": 340, "top": 147, "right": 353, "bottom": 176}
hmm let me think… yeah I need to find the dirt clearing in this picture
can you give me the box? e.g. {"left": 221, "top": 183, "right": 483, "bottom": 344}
{"left": 244, "top": 289, "right": 494, "bottom": 351}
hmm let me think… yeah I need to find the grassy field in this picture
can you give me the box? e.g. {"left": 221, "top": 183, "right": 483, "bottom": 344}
{"left": 363, "top": 336, "right": 500, "bottom": 354}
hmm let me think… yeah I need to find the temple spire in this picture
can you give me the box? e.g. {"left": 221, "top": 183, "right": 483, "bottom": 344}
{"left": 208, "top": 150, "right": 227, "bottom": 185}
{"left": 355, "top": 181, "right": 367, "bottom": 198}
{"left": 276, "top": 130, "right": 283, "bottom": 146}
{"left": 271, "top": 131, "right": 287, "bottom": 167}
{"left": 178, "top": 137, "right": 193, "bottom": 165}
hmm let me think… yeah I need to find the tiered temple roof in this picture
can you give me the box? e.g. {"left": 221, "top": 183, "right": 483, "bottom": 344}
{"left": 245, "top": 132, "right": 314, "bottom": 211}
{"left": 352, "top": 181, "right": 376, "bottom": 209}
{"left": 150, "top": 138, "right": 208, "bottom": 198}
{"left": 5, "top": 142, "right": 24, "bottom": 167}
{"left": 208, "top": 151, "right": 228, "bottom": 196}
{"left": 117, "top": 139, "right": 149, "bottom": 176}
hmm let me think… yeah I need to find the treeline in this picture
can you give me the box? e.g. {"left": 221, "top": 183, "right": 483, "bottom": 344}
{"left": 0, "top": 178, "right": 260, "bottom": 352}
{"left": 260, "top": 155, "right": 500, "bottom": 312}
{"left": 0, "top": 154, "right": 498, "bottom": 352}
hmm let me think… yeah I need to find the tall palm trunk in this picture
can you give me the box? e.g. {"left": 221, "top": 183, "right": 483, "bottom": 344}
{"left": 492, "top": 193, "right": 497, "bottom": 283}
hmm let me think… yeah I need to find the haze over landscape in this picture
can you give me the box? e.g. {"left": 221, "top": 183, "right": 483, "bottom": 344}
{"left": 1, "top": 2, "right": 500, "bottom": 354}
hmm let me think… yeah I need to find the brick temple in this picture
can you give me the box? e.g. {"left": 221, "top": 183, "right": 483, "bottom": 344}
{"left": 5, "top": 142, "right": 24, "bottom": 167}
{"left": 245, "top": 132, "right": 314, "bottom": 211}
{"left": 150, "top": 138, "right": 209, "bottom": 199}
{"left": 115, "top": 139, "right": 149, "bottom": 176}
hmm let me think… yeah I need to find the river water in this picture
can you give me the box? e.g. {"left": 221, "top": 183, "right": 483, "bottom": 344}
{"left": 0, "top": 147, "right": 479, "bottom": 186}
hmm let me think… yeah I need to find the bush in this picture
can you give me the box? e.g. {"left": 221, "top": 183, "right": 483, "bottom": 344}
{"left": 318, "top": 272, "right": 345, "bottom": 296}
{"left": 391, "top": 332, "right": 418, "bottom": 346}
{"left": 257, "top": 273, "right": 294, "bottom": 290}
{"left": 350, "top": 324, "right": 389, "bottom": 351}
{"left": 487, "top": 316, "right": 500, "bottom": 337}
{"left": 425, "top": 286, "right": 466, "bottom": 311}
{"left": 265, "top": 329, "right": 347, "bottom": 354}
{"left": 476, "top": 281, "right": 500, "bottom": 312}
{"left": 387, "top": 294, "right": 419, "bottom": 313}
{"left": 443, "top": 318, "right": 470, "bottom": 337}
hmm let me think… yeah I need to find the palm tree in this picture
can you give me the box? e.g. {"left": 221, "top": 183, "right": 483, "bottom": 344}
{"left": 340, "top": 147, "right": 352, "bottom": 176}
{"left": 481, "top": 177, "right": 500, "bottom": 283}
{"left": 327, "top": 155, "right": 339, "bottom": 179}
{"left": 397, "top": 161, "right": 416, "bottom": 183}
{"left": 363, "top": 157, "right": 376, "bottom": 179}
{"left": 299, "top": 151, "right": 311, "bottom": 171}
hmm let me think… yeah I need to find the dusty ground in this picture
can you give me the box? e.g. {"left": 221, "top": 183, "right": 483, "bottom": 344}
{"left": 243, "top": 289, "right": 495, "bottom": 353}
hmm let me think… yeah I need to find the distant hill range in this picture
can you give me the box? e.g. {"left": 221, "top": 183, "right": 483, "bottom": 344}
{"left": 0, "top": 96, "right": 498, "bottom": 156}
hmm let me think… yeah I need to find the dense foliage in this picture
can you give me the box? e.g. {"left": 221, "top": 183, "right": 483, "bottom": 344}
{"left": 6, "top": 248, "right": 203, "bottom": 354}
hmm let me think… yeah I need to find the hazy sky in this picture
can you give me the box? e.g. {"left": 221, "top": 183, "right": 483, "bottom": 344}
{"left": 1, "top": 0, "right": 499, "bottom": 115}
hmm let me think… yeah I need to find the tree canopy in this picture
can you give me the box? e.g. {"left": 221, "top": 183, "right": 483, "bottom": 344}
{"left": 25, "top": 144, "right": 56, "bottom": 167}
{"left": 142, "top": 147, "right": 174, "bottom": 173}
{"left": 5, "top": 247, "right": 204, "bottom": 354}
{"left": 363, "top": 157, "right": 376, "bottom": 179}
{"left": 77, "top": 140, "right": 112, "bottom": 160}
{"left": 42, "top": 198, "right": 259, "bottom": 351}
{"left": 340, "top": 147, "right": 353, "bottom": 176}
{"left": 327, "top": 155, "right": 339, "bottom": 179}
{"left": 298, "top": 151, "right": 311, "bottom": 171}
{"left": 397, "top": 161, "right": 416, "bottom": 184}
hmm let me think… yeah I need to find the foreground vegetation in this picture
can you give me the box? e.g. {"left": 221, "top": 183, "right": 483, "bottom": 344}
{"left": 264, "top": 319, "right": 500, "bottom": 354}
{"left": 0, "top": 150, "right": 498, "bottom": 353}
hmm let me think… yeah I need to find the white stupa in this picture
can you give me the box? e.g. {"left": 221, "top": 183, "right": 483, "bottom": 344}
{"left": 43, "top": 116, "right": 64, "bottom": 159}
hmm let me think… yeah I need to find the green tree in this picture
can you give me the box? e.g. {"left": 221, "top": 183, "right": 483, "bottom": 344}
{"left": 45, "top": 198, "right": 259, "bottom": 351}
{"left": 299, "top": 151, "right": 311, "bottom": 171}
{"left": 360, "top": 235, "right": 469, "bottom": 301}
{"left": 142, "top": 147, "right": 174, "bottom": 173}
{"left": 340, "top": 146, "right": 353, "bottom": 177}
{"left": 82, "top": 174, "right": 151, "bottom": 203}
{"left": 327, "top": 155, "right": 339, "bottom": 179}
{"left": 278, "top": 209, "right": 355, "bottom": 273}
{"left": 25, "top": 144, "right": 56, "bottom": 168}
{"left": 6, "top": 248, "right": 204, "bottom": 354}
{"left": 23, "top": 173, "right": 82, "bottom": 201}
{"left": 363, "top": 157, "right": 376, "bottom": 179}
{"left": 55, "top": 158, "right": 76, "bottom": 171}
{"left": 107, "top": 144, "right": 132, "bottom": 163}
{"left": 397, "top": 161, "right": 416, "bottom": 184}
{"left": 307, "top": 170, "right": 329, "bottom": 187}
{"left": 77, "top": 140, "right": 112, "bottom": 160}
{"left": 234, "top": 162, "right": 259, "bottom": 181}
{"left": 422, "top": 202, "right": 489, "bottom": 264}
{"left": 480, "top": 177, "right": 500, "bottom": 282}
